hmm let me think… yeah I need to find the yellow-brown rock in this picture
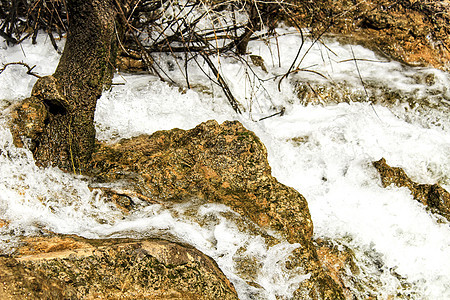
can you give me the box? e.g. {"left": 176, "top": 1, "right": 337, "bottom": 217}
{"left": 1, "top": 235, "right": 238, "bottom": 300}
{"left": 91, "top": 120, "right": 314, "bottom": 243}
{"left": 89, "top": 120, "right": 345, "bottom": 299}
{"left": 0, "top": 219, "right": 8, "bottom": 228}
{"left": 285, "top": 0, "right": 450, "bottom": 70}
{"left": 373, "top": 158, "right": 450, "bottom": 221}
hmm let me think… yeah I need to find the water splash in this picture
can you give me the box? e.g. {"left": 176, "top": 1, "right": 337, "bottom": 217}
{"left": 1, "top": 27, "right": 450, "bottom": 299}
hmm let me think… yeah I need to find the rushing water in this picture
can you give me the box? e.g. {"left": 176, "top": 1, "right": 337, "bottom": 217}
{"left": 1, "top": 29, "right": 449, "bottom": 299}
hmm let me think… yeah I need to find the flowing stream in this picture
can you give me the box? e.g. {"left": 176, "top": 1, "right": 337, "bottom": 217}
{"left": 1, "top": 28, "right": 449, "bottom": 299}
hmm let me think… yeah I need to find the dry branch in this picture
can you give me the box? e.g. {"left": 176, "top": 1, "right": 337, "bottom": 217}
{"left": 200, "top": 51, "right": 241, "bottom": 114}
{"left": 0, "top": 61, "right": 41, "bottom": 78}
{"left": 0, "top": 0, "right": 295, "bottom": 113}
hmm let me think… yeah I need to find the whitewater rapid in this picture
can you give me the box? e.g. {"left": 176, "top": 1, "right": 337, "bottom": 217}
{"left": 1, "top": 29, "right": 450, "bottom": 299}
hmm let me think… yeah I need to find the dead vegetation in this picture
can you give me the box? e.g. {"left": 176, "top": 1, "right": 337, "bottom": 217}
{"left": 1, "top": 0, "right": 448, "bottom": 114}
{"left": 1, "top": 0, "right": 288, "bottom": 113}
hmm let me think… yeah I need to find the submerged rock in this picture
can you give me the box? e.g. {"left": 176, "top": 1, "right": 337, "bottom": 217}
{"left": 373, "top": 158, "right": 450, "bottom": 221}
{"left": 90, "top": 120, "right": 345, "bottom": 299}
{"left": 315, "top": 238, "right": 417, "bottom": 299}
{"left": 2, "top": 235, "right": 238, "bottom": 299}
{"left": 316, "top": 239, "right": 359, "bottom": 299}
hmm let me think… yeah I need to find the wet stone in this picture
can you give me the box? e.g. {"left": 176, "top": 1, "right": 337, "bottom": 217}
{"left": 89, "top": 119, "right": 346, "bottom": 299}
{"left": 373, "top": 158, "right": 450, "bottom": 222}
{"left": 2, "top": 236, "right": 238, "bottom": 300}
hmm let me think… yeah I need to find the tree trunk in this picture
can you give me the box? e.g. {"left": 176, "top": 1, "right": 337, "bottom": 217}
{"left": 12, "top": 0, "right": 118, "bottom": 172}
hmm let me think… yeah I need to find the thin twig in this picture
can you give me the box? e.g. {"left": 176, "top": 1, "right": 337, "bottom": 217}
{"left": 351, "top": 46, "right": 381, "bottom": 120}
{"left": 200, "top": 50, "right": 241, "bottom": 114}
{"left": 277, "top": 15, "right": 304, "bottom": 91}
{"left": 258, "top": 107, "right": 285, "bottom": 121}
{"left": 0, "top": 62, "right": 42, "bottom": 78}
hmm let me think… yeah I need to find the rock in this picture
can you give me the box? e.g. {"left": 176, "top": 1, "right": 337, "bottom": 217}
{"left": 250, "top": 55, "right": 268, "bottom": 73}
{"left": 373, "top": 158, "right": 450, "bottom": 221}
{"left": 116, "top": 50, "right": 147, "bottom": 73}
{"left": 316, "top": 239, "right": 359, "bottom": 300}
{"left": 0, "top": 256, "right": 77, "bottom": 299}
{"left": 315, "top": 238, "right": 415, "bottom": 299}
{"left": 0, "top": 219, "right": 8, "bottom": 228}
{"left": 2, "top": 235, "right": 238, "bottom": 299}
{"left": 10, "top": 99, "right": 47, "bottom": 149}
{"left": 89, "top": 120, "right": 345, "bottom": 299}
{"left": 91, "top": 120, "right": 314, "bottom": 243}
{"left": 285, "top": 0, "right": 450, "bottom": 70}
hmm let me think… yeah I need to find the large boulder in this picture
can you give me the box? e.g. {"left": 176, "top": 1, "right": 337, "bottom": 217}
{"left": 0, "top": 255, "right": 77, "bottom": 299}
{"left": 89, "top": 120, "right": 345, "bottom": 299}
{"left": 91, "top": 120, "right": 313, "bottom": 243}
{"left": 2, "top": 235, "right": 238, "bottom": 299}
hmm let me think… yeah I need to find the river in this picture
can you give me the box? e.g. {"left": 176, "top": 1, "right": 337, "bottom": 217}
{"left": 1, "top": 28, "right": 449, "bottom": 299}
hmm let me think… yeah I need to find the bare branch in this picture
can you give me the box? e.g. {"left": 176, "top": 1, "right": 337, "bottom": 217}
{"left": 200, "top": 50, "right": 241, "bottom": 114}
{"left": 0, "top": 61, "right": 41, "bottom": 78}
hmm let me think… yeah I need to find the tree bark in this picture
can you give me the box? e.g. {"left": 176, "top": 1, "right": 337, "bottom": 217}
{"left": 12, "top": 0, "right": 119, "bottom": 172}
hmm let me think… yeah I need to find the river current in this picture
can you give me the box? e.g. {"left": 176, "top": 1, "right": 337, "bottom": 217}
{"left": 1, "top": 29, "right": 449, "bottom": 299}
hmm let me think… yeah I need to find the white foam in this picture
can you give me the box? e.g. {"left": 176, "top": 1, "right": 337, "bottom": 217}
{"left": 1, "top": 26, "right": 450, "bottom": 299}
{"left": 0, "top": 35, "right": 62, "bottom": 103}
{"left": 95, "top": 75, "right": 232, "bottom": 141}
